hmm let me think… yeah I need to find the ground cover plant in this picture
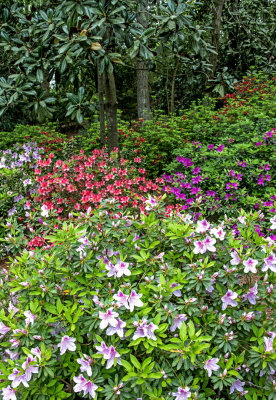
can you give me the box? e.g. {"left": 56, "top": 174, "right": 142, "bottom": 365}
{"left": 0, "top": 199, "right": 275, "bottom": 400}
{"left": 0, "top": 73, "right": 275, "bottom": 400}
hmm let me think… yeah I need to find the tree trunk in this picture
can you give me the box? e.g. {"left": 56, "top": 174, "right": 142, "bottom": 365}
{"left": 136, "top": 0, "right": 151, "bottom": 121}
{"left": 104, "top": 72, "right": 118, "bottom": 152}
{"left": 97, "top": 61, "right": 105, "bottom": 146}
{"left": 206, "top": 0, "right": 225, "bottom": 84}
{"left": 170, "top": 55, "right": 180, "bottom": 114}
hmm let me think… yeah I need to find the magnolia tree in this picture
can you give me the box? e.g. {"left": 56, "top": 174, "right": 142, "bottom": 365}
{"left": 0, "top": 197, "right": 275, "bottom": 399}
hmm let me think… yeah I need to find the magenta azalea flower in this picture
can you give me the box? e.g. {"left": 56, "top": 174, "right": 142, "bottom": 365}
{"left": 262, "top": 253, "right": 276, "bottom": 272}
{"left": 204, "top": 358, "right": 220, "bottom": 377}
{"left": 57, "top": 336, "right": 76, "bottom": 355}
{"left": 193, "top": 240, "right": 206, "bottom": 254}
{"left": 203, "top": 236, "right": 216, "bottom": 252}
{"left": 221, "top": 290, "right": 238, "bottom": 310}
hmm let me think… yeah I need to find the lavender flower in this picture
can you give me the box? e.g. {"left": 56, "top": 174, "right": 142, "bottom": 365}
{"left": 95, "top": 342, "right": 121, "bottom": 369}
{"left": 172, "top": 386, "right": 191, "bottom": 399}
{"left": 77, "top": 355, "right": 93, "bottom": 376}
{"left": 1, "top": 386, "right": 17, "bottom": 400}
{"left": 221, "top": 290, "right": 238, "bottom": 310}
{"left": 73, "top": 375, "right": 98, "bottom": 398}
{"left": 170, "top": 314, "right": 187, "bottom": 332}
{"left": 242, "top": 284, "right": 258, "bottom": 305}
{"left": 99, "top": 309, "right": 119, "bottom": 329}
{"left": 57, "top": 336, "right": 76, "bottom": 355}
{"left": 204, "top": 358, "right": 220, "bottom": 377}
{"left": 230, "top": 379, "right": 245, "bottom": 394}
{"left": 243, "top": 258, "right": 258, "bottom": 273}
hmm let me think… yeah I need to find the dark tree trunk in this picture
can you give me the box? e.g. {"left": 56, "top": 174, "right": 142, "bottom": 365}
{"left": 206, "top": 0, "right": 225, "bottom": 85}
{"left": 136, "top": 0, "right": 151, "bottom": 120}
{"left": 97, "top": 61, "right": 105, "bottom": 146}
{"left": 104, "top": 72, "right": 118, "bottom": 152}
{"left": 170, "top": 55, "right": 180, "bottom": 114}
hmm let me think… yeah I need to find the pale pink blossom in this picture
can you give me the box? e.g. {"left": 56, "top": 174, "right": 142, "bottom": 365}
{"left": 128, "top": 290, "right": 143, "bottom": 312}
{"left": 172, "top": 386, "right": 191, "bottom": 399}
{"left": 204, "top": 358, "right": 220, "bottom": 377}
{"left": 0, "top": 322, "right": 10, "bottom": 336}
{"left": 193, "top": 240, "right": 206, "bottom": 254}
{"left": 133, "top": 320, "right": 159, "bottom": 341}
{"left": 196, "top": 219, "right": 210, "bottom": 233}
{"left": 106, "top": 318, "right": 126, "bottom": 338}
{"left": 1, "top": 386, "right": 17, "bottom": 400}
{"left": 57, "top": 336, "right": 76, "bottom": 355}
{"left": 99, "top": 309, "right": 119, "bottom": 330}
{"left": 24, "top": 310, "right": 36, "bottom": 326}
{"left": 73, "top": 375, "right": 98, "bottom": 398}
{"left": 113, "top": 290, "right": 129, "bottom": 309}
{"left": 95, "top": 342, "right": 121, "bottom": 369}
{"left": 203, "top": 236, "right": 216, "bottom": 252}
{"left": 22, "top": 355, "right": 39, "bottom": 380}
{"left": 77, "top": 355, "right": 93, "bottom": 376}
{"left": 243, "top": 283, "right": 258, "bottom": 305}
{"left": 270, "top": 215, "right": 276, "bottom": 229}
{"left": 230, "top": 251, "right": 241, "bottom": 265}
{"left": 114, "top": 260, "right": 131, "bottom": 278}
{"left": 211, "top": 227, "right": 226, "bottom": 240}
{"left": 264, "top": 337, "right": 274, "bottom": 353}
{"left": 243, "top": 258, "right": 258, "bottom": 273}
{"left": 8, "top": 369, "right": 29, "bottom": 388}
{"left": 262, "top": 253, "right": 276, "bottom": 273}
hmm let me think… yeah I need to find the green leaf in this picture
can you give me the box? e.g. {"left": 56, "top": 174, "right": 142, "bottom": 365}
{"left": 36, "top": 69, "right": 44, "bottom": 84}
{"left": 180, "top": 322, "right": 187, "bottom": 341}
{"left": 130, "top": 355, "right": 141, "bottom": 370}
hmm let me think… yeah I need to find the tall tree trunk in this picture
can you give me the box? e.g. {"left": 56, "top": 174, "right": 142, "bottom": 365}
{"left": 170, "top": 55, "right": 180, "bottom": 114}
{"left": 206, "top": 0, "right": 225, "bottom": 85}
{"left": 97, "top": 61, "right": 105, "bottom": 146}
{"left": 136, "top": 0, "right": 151, "bottom": 120}
{"left": 104, "top": 72, "right": 118, "bottom": 152}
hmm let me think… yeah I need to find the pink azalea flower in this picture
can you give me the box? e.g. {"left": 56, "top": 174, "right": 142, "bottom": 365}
{"left": 193, "top": 240, "right": 206, "bottom": 254}
{"left": 203, "top": 236, "right": 216, "bottom": 252}
{"left": 114, "top": 260, "right": 131, "bottom": 278}
{"left": 77, "top": 355, "right": 93, "bottom": 376}
{"left": 204, "top": 358, "right": 220, "bottom": 377}
{"left": 106, "top": 318, "right": 126, "bottom": 338}
{"left": 24, "top": 310, "right": 37, "bottom": 326}
{"left": 243, "top": 258, "right": 258, "bottom": 273}
{"left": 196, "top": 219, "right": 210, "bottom": 233}
{"left": 128, "top": 290, "right": 143, "bottom": 312}
{"left": 0, "top": 322, "right": 10, "bottom": 336}
{"left": 30, "top": 347, "right": 41, "bottom": 361}
{"left": 170, "top": 282, "right": 182, "bottom": 297}
{"left": 230, "top": 251, "right": 241, "bottom": 265}
{"left": 99, "top": 309, "right": 119, "bottom": 330}
{"left": 221, "top": 290, "right": 238, "bottom": 310}
{"left": 211, "top": 227, "right": 226, "bottom": 240}
{"left": 1, "top": 386, "right": 17, "bottom": 400}
{"left": 73, "top": 375, "right": 98, "bottom": 398}
{"left": 57, "top": 336, "right": 76, "bottom": 355}
{"left": 170, "top": 314, "right": 187, "bottom": 332}
{"left": 8, "top": 369, "right": 29, "bottom": 388}
{"left": 145, "top": 195, "right": 157, "bottom": 210}
{"left": 113, "top": 290, "right": 129, "bottom": 309}
{"left": 172, "top": 386, "right": 191, "bottom": 399}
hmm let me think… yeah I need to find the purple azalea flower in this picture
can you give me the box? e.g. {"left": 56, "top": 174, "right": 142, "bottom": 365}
{"left": 57, "top": 336, "right": 76, "bottom": 355}
{"left": 113, "top": 290, "right": 129, "bottom": 309}
{"left": 230, "top": 251, "right": 241, "bottom": 265}
{"left": 204, "top": 358, "right": 220, "bottom": 377}
{"left": 221, "top": 290, "right": 238, "bottom": 310}
{"left": 24, "top": 310, "right": 36, "bottom": 326}
{"left": 193, "top": 240, "right": 207, "bottom": 254}
{"left": 114, "top": 260, "right": 131, "bottom": 277}
{"left": 203, "top": 236, "right": 216, "bottom": 252}
{"left": 22, "top": 355, "right": 39, "bottom": 380}
{"left": 243, "top": 283, "right": 258, "bottom": 305}
{"left": 8, "top": 369, "right": 29, "bottom": 388}
{"left": 170, "top": 282, "right": 182, "bottom": 297}
{"left": 264, "top": 337, "right": 274, "bottom": 353}
{"left": 170, "top": 314, "right": 187, "bottom": 332}
{"left": 133, "top": 320, "right": 159, "bottom": 341}
{"left": 95, "top": 342, "right": 121, "bottom": 369}
{"left": 0, "top": 322, "right": 10, "bottom": 336}
{"left": 106, "top": 318, "right": 126, "bottom": 338}
{"left": 230, "top": 380, "right": 245, "bottom": 394}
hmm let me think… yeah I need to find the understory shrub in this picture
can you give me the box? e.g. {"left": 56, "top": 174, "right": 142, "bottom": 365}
{"left": 0, "top": 199, "right": 275, "bottom": 399}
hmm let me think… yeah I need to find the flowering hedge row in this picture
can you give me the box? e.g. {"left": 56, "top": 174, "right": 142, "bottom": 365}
{"left": 0, "top": 199, "right": 275, "bottom": 400}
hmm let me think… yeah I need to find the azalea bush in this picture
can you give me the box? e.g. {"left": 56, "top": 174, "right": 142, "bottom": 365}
{"left": 0, "top": 199, "right": 275, "bottom": 400}
{"left": 79, "top": 75, "right": 276, "bottom": 178}
{"left": 163, "top": 128, "right": 275, "bottom": 231}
